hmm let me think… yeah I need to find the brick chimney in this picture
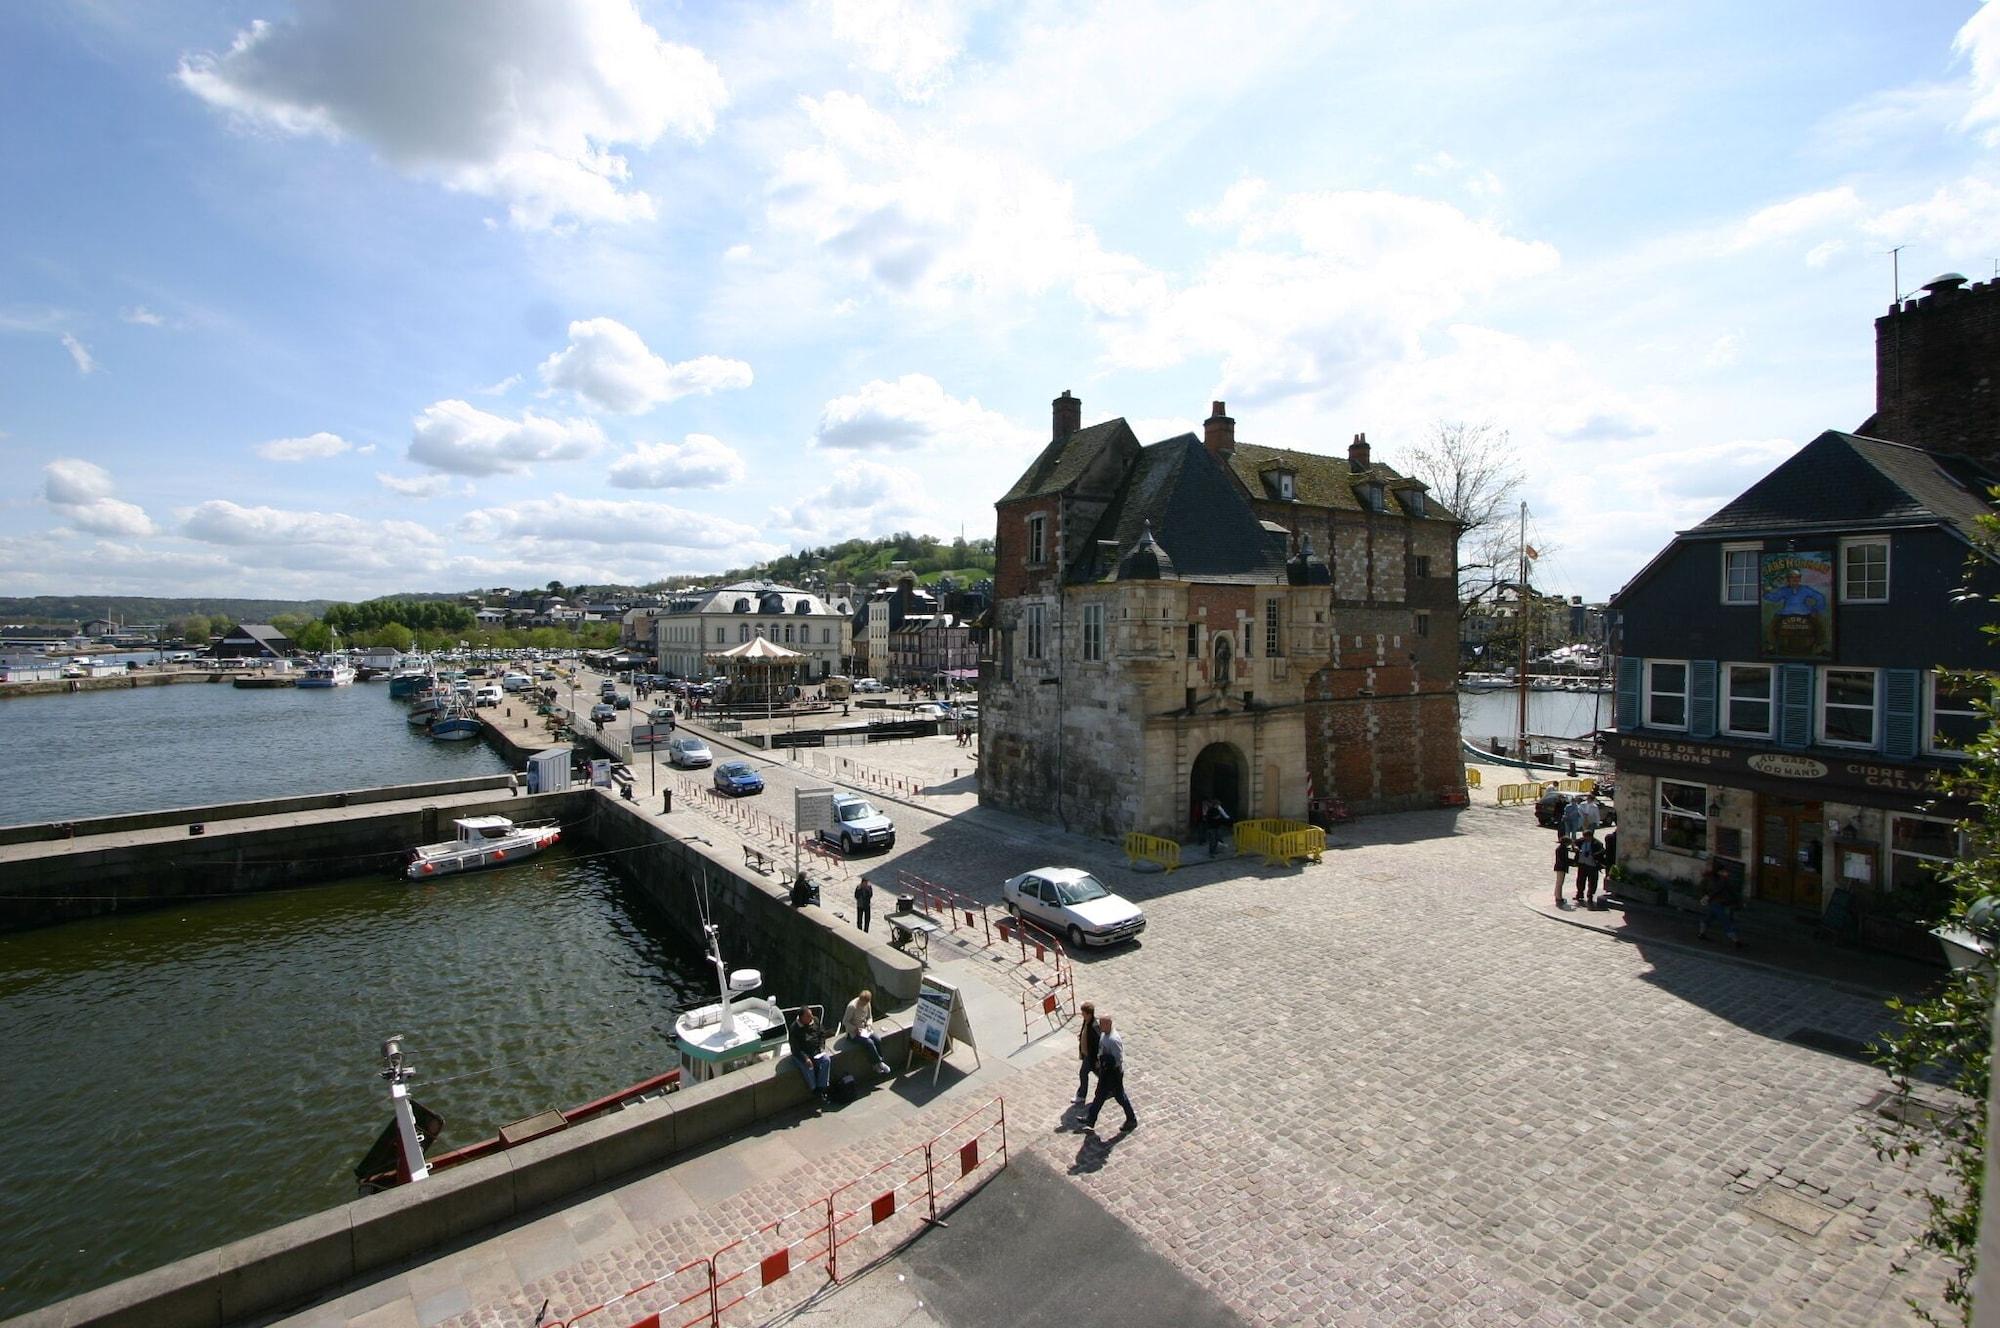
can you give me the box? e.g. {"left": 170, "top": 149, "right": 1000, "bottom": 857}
{"left": 1348, "top": 432, "right": 1371, "bottom": 472}
{"left": 1204, "top": 401, "right": 1235, "bottom": 461}
{"left": 1053, "top": 390, "right": 1081, "bottom": 442}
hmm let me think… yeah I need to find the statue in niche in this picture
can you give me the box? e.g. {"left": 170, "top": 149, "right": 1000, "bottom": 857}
{"left": 1212, "top": 633, "right": 1233, "bottom": 688}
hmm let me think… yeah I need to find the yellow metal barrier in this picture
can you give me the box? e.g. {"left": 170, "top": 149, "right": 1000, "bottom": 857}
{"left": 1495, "top": 782, "right": 1538, "bottom": 806}
{"left": 1557, "top": 778, "right": 1594, "bottom": 794}
{"left": 1123, "top": 831, "right": 1181, "bottom": 873}
{"left": 1464, "top": 767, "right": 1482, "bottom": 788}
{"left": 1232, "top": 818, "right": 1325, "bottom": 866}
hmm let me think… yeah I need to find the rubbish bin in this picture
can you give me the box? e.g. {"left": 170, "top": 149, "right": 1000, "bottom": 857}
{"left": 662, "top": 789, "right": 673, "bottom": 814}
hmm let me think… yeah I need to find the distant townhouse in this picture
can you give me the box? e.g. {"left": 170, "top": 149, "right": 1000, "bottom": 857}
{"left": 653, "top": 581, "right": 851, "bottom": 680}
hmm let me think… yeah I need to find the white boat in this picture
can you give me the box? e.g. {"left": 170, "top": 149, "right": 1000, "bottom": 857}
{"left": 672, "top": 923, "right": 789, "bottom": 1085}
{"left": 298, "top": 661, "right": 356, "bottom": 688}
{"left": 404, "top": 816, "right": 560, "bottom": 881}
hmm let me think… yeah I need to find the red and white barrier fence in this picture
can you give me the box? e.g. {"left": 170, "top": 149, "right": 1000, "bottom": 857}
{"left": 549, "top": 1097, "right": 1008, "bottom": 1328}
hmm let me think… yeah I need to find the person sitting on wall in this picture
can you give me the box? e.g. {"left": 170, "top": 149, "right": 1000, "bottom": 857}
{"left": 842, "top": 990, "right": 892, "bottom": 1075}
{"left": 789, "top": 1006, "right": 833, "bottom": 1103}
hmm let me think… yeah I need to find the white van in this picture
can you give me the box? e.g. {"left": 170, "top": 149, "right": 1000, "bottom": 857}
{"left": 501, "top": 672, "right": 532, "bottom": 692}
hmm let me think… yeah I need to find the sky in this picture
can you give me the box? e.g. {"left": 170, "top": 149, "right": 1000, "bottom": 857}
{"left": 4, "top": 1, "right": 1999, "bottom": 606}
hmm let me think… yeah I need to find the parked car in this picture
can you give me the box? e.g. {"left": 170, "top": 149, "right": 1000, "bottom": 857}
{"left": 667, "top": 735, "right": 713, "bottom": 768}
{"left": 815, "top": 791, "right": 895, "bottom": 854}
{"left": 854, "top": 677, "right": 888, "bottom": 693}
{"left": 909, "top": 703, "right": 950, "bottom": 719}
{"left": 713, "top": 760, "right": 764, "bottom": 796}
{"left": 589, "top": 702, "right": 617, "bottom": 723}
{"left": 1000, "top": 867, "right": 1147, "bottom": 949}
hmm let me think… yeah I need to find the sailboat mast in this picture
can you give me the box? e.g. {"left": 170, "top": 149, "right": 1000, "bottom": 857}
{"left": 1515, "top": 501, "right": 1530, "bottom": 762}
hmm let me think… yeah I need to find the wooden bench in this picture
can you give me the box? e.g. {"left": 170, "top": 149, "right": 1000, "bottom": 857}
{"left": 742, "top": 844, "right": 774, "bottom": 874}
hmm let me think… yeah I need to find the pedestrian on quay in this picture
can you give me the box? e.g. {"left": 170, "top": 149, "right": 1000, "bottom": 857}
{"left": 1573, "top": 830, "right": 1603, "bottom": 908}
{"left": 1201, "top": 797, "right": 1231, "bottom": 857}
{"left": 1083, "top": 1014, "right": 1138, "bottom": 1133}
{"left": 1074, "top": 1000, "right": 1100, "bottom": 1103}
{"left": 507, "top": 770, "right": 522, "bottom": 797}
{"left": 842, "top": 989, "right": 892, "bottom": 1074}
{"left": 1560, "top": 796, "right": 1586, "bottom": 842}
{"left": 790, "top": 1005, "right": 833, "bottom": 1103}
{"left": 1699, "top": 866, "right": 1743, "bottom": 947}
{"left": 854, "top": 874, "right": 874, "bottom": 932}
{"left": 1552, "top": 835, "right": 1574, "bottom": 908}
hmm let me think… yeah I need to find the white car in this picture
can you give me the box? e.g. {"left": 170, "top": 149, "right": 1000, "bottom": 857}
{"left": 474, "top": 685, "right": 504, "bottom": 707}
{"left": 1000, "top": 867, "right": 1146, "bottom": 949}
{"left": 854, "top": 677, "right": 888, "bottom": 693}
{"left": 667, "top": 735, "right": 713, "bottom": 768}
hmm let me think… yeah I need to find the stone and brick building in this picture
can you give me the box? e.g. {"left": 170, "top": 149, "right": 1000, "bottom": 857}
{"left": 980, "top": 392, "right": 1464, "bottom": 841}
{"left": 1606, "top": 275, "right": 1998, "bottom": 948}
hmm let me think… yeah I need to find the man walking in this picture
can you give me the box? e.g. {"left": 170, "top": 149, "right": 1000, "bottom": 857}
{"left": 1083, "top": 1014, "right": 1138, "bottom": 1133}
{"left": 854, "top": 875, "right": 874, "bottom": 932}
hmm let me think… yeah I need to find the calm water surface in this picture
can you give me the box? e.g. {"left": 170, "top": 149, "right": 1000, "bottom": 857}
{"left": 0, "top": 679, "right": 508, "bottom": 824}
{"left": 1458, "top": 686, "right": 1610, "bottom": 744}
{"left": 0, "top": 846, "right": 714, "bottom": 1318}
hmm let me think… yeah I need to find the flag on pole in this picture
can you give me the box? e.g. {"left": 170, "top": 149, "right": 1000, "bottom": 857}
{"left": 1523, "top": 544, "right": 1540, "bottom": 561}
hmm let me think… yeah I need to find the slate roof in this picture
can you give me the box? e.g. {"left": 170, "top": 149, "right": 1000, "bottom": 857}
{"left": 1225, "top": 442, "right": 1457, "bottom": 522}
{"left": 999, "top": 419, "right": 1137, "bottom": 503}
{"left": 1687, "top": 430, "right": 1998, "bottom": 544}
{"left": 1071, "top": 435, "right": 1290, "bottom": 585}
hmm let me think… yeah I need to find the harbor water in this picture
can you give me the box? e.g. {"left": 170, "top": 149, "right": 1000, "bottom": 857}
{"left": 0, "top": 679, "right": 509, "bottom": 825}
{"left": 1456, "top": 686, "right": 1609, "bottom": 745}
{"left": 0, "top": 844, "right": 717, "bottom": 1319}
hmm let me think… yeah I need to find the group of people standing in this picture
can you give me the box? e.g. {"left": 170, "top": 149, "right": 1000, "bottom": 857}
{"left": 1549, "top": 792, "right": 1609, "bottom": 910}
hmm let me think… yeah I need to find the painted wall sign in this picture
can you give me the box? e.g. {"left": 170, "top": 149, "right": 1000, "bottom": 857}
{"left": 1748, "top": 753, "right": 1829, "bottom": 779}
{"left": 1759, "top": 551, "right": 1833, "bottom": 660}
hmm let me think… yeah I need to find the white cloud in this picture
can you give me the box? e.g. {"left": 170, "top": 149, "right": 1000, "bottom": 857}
{"left": 476, "top": 374, "right": 522, "bottom": 396}
{"left": 1726, "top": 187, "right": 1863, "bottom": 252}
{"left": 183, "top": 498, "right": 441, "bottom": 551}
{"left": 537, "top": 318, "right": 752, "bottom": 414}
{"left": 120, "top": 306, "right": 167, "bottom": 327}
{"left": 607, "top": 434, "right": 746, "bottom": 489}
{"left": 1862, "top": 175, "right": 2000, "bottom": 259}
{"left": 1095, "top": 182, "right": 1561, "bottom": 406}
{"left": 60, "top": 332, "right": 97, "bottom": 375}
{"left": 459, "top": 494, "right": 765, "bottom": 551}
{"left": 819, "top": 0, "right": 966, "bottom": 102}
{"left": 376, "top": 471, "right": 456, "bottom": 498}
{"left": 407, "top": 399, "right": 604, "bottom": 476}
{"left": 41, "top": 459, "right": 155, "bottom": 536}
{"left": 178, "top": 0, "right": 727, "bottom": 230}
{"left": 813, "top": 373, "right": 1036, "bottom": 452}
{"left": 769, "top": 458, "right": 933, "bottom": 541}
{"left": 257, "top": 431, "right": 354, "bottom": 462}
{"left": 1958, "top": 0, "right": 2000, "bottom": 144}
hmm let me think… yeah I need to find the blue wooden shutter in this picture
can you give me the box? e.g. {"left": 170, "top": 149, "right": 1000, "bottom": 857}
{"left": 1616, "top": 656, "right": 1641, "bottom": 730}
{"left": 1883, "top": 669, "right": 1921, "bottom": 758}
{"left": 1688, "top": 660, "right": 1718, "bottom": 738}
{"left": 1778, "top": 664, "right": 1813, "bottom": 750}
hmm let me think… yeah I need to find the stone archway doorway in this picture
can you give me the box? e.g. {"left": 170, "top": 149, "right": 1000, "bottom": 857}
{"left": 1189, "top": 742, "right": 1245, "bottom": 831}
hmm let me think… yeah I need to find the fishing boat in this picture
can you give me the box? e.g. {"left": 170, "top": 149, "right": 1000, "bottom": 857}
{"left": 427, "top": 709, "right": 482, "bottom": 741}
{"left": 388, "top": 666, "right": 433, "bottom": 699}
{"left": 297, "top": 660, "right": 356, "bottom": 688}
{"left": 404, "top": 815, "right": 559, "bottom": 880}
{"left": 406, "top": 694, "right": 448, "bottom": 724}
{"left": 672, "top": 923, "right": 789, "bottom": 1085}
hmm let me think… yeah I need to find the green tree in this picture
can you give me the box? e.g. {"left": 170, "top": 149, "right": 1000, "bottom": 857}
{"left": 293, "top": 620, "right": 332, "bottom": 653}
{"left": 373, "top": 622, "right": 415, "bottom": 652}
{"left": 1872, "top": 503, "right": 2000, "bottom": 1325}
{"left": 172, "top": 614, "right": 211, "bottom": 645}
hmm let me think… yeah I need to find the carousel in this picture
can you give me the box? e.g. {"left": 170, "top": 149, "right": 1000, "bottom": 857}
{"left": 705, "top": 636, "right": 811, "bottom": 707}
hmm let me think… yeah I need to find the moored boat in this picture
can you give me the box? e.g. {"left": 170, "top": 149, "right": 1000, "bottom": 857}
{"left": 672, "top": 923, "right": 789, "bottom": 1085}
{"left": 404, "top": 815, "right": 560, "bottom": 880}
{"left": 297, "top": 661, "right": 356, "bottom": 688}
{"left": 427, "top": 710, "right": 482, "bottom": 740}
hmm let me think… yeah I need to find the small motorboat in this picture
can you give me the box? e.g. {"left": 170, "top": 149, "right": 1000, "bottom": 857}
{"left": 405, "top": 816, "right": 559, "bottom": 880}
{"left": 672, "top": 923, "right": 789, "bottom": 1085}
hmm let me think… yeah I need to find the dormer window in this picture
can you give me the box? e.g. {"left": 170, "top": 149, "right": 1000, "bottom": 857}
{"left": 1361, "top": 482, "right": 1385, "bottom": 512}
{"left": 1401, "top": 488, "right": 1425, "bottom": 517}
{"left": 1263, "top": 468, "right": 1297, "bottom": 501}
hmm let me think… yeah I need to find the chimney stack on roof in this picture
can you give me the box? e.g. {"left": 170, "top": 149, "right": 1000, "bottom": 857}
{"left": 1348, "top": 432, "right": 1371, "bottom": 472}
{"left": 1053, "top": 390, "right": 1081, "bottom": 442}
{"left": 1204, "top": 400, "right": 1235, "bottom": 461}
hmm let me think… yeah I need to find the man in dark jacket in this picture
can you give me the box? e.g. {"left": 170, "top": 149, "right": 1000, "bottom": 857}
{"left": 1083, "top": 1014, "right": 1138, "bottom": 1133}
{"left": 790, "top": 1006, "right": 832, "bottom": 1102}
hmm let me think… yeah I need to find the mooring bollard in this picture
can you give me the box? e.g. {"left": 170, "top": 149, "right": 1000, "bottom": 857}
{"left": 662, "top": 789, "right": 673, "bottom": 814}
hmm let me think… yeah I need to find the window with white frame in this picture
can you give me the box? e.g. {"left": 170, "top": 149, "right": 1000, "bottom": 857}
{"left": 1264, "top": 600, "right": 1282, "bottom": 656}
{"left": 1081, "top": 603, "right": 1105, "bottom": 662}
{"left": 1891, "top": 814, "right": 1964, "bottom": 914}
{"left": 1027, "top": 515, "right": 1047, "bottom": 565}
{"left": 1840, "top": 538, "right": 1889, "bottom": 602}
{"left": 1656, "top": 780, "right": 1709, "bottom": 854}
{"left": 1928, "top": 671, "right": 1989, "bottom": 755}
{"left": 1723, "top": 663, "right": 1773, "bottom": 737}
{"left": 1722, "top": 545, "right": 1760, "bottom": 604}
{"left": 1023, "top": 604, "right": 1045, "bottom": 660}
{"left": 738, "top": 623, "right": 750, "bottom": 643}
{"left": 1820, "top": 667, "right": 1878, "bottom": 747}
{"left": 1645, "top": 660, "right": 1688, "bottom": 729}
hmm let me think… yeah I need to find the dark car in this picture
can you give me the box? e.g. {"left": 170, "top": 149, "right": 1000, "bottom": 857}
{"left": 613, "top": 694, "right": 631, "bottom": 709}
{"left": 713, "top": 760, "right": 764, "bottom": 796}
